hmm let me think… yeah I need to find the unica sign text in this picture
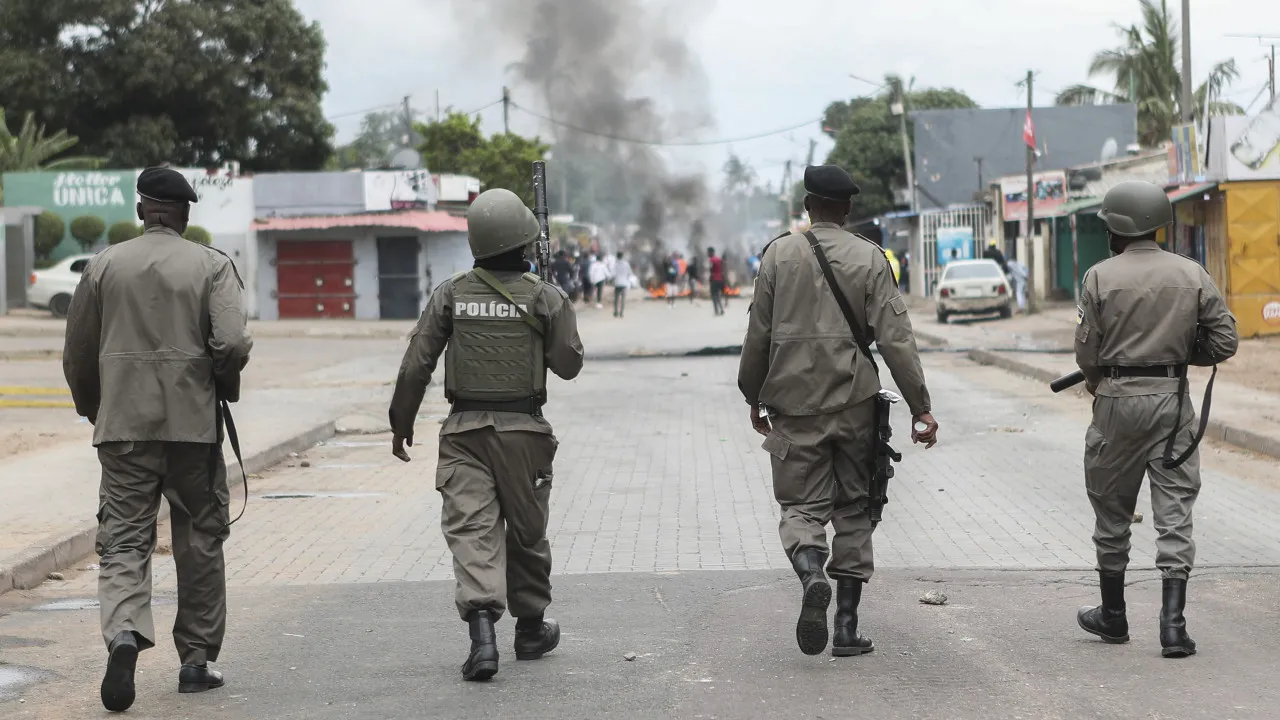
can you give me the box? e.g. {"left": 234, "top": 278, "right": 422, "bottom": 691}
{"left": 52, "top": 173, "right": 128, "bottom": 208}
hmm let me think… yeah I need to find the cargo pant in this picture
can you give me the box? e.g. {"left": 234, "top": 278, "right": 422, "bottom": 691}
{"left": 762, "top": 398, "right": 877, "bottom": 581}
{"left": 436, "top": 428, "right": 557, "bottom": 620}
{"left": 1085, "top": 393, "right": 1200, "bottom": 580}
{"left": 96, "top": 441, "right": 230, "bottom": 665}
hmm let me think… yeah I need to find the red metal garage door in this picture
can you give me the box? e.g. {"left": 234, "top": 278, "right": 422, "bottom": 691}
{"left": 276, "top": 240, "right": 356, "bottom": 319}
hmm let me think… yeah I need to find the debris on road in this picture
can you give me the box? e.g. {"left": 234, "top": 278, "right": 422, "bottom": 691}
{"left": 624, "top": 652, "right": 638, "bottom": 661}
{"left": 300, "top": 460, "right": 312, "bottom": 468}
{"left": 1132, "top": 512, "right": 1144, "bottom": 523}
{"left": 920, "top": 590, "right": 949, "bottom": 606}
{"left": 46, "top": 572, "right": 63, "bottom": 581}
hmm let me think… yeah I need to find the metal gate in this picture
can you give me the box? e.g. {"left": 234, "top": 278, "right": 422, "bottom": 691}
{"left": 1222, "top": 181, "right": 1280, "bottom": 337}
{"left": 275, "top": 240, "right": 356, "bottom": 319}
{"left": 916, "top": 204, "right": 992, "bottom": 296}
{"left": 377, "top": 236, "right": 422, "bottom": 319}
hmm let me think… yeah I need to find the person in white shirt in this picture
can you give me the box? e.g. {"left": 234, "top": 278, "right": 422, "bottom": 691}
{"left": 588, "top": 253, "right": 610, "bottom": 309}
{"left": 612, "top": 252, "right": 633, "bottom": 318}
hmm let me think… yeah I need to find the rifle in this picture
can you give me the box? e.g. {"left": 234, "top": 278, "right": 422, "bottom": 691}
{"left": 531, "top": 161, "right": 552, "bottom": 281}
{"left": 870, "top": 390, "right": 904, "bottom": 525}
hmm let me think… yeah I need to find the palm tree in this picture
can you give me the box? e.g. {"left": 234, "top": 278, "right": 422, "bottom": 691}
{"left": 0, "top": 108, "right": 103, "bottom": 203}
{"left": 1055, "top": 0, "right": 1244, "bottom": 148}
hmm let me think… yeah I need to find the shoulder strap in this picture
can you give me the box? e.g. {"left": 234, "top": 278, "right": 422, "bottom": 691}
{"left": 804, "top": 230, "right": 878, "bottom": 375}
{"left": 471, "top": 267, "right": 545, "bottom": 336}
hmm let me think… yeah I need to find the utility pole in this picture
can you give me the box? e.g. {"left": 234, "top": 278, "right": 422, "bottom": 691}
{"left": 1271, "top": 44, "right": 1277, "bottom": 99}
{"left": 502, "top": 87, "right": 511, "bottom": 134}
{"left": 1181, "top": 0, "right": 1194, "bottom": 122}
{"left": 1025, "top": 70, "right": 1039, "bottom": 314}
{"left": 435, "top": 90, "right": 441, "bottom": 122}
{"left": 805, "top": 138, "right": 817, "bottom": 167}
{"left": 402, "top": 95, "right": 414, "bottom": 146}
{"left": 893, "top": 86, "right": 916, "bottom": 212}
{"left": 782, "top": 159, "right": 794, "bottom": 227}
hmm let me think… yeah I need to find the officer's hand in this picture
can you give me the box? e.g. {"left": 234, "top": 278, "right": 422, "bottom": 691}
{"left": 392, "top": 435, "right": 413, "bottom": 463}
{"left": 911, "top": 413, "right": 938, "bottom": 449}
{"left": 750, "top": 406, "right": 771, "bottom": 437}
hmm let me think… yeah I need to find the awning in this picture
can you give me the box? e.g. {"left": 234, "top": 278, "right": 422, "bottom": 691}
{"left": 253, "top": 210, "right": 467, "bottom": 233}
{"left": 1166, "top": 182, "right": 1217, "bottom": 204}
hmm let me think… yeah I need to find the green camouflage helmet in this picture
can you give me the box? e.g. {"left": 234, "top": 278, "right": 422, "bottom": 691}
{"left": 1096, "top": 181, "right": 1173, "bottom": 237}
{"left": 467, "top": 188, "right": 539, "bottom": 259}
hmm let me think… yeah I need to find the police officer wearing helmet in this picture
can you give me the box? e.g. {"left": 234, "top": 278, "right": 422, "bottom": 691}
{"left": 63, "top": 167, "right": 252, "bottom": 711}
{"left": 739, "top": 165, "right": 938, "bottom": 658}
{"left": 1074, "top": 180, "right": 1237, "bottom": 658}
{"left": 388, "top": 188, "right": 584, "bottom": 681}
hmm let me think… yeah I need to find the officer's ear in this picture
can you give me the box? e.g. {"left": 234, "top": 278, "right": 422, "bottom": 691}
{"left": 136, "top": 202, "right": 143, "bottom": 222}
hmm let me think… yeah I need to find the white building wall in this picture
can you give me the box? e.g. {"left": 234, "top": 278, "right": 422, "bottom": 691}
{"left": 421, "top": 231, "right": 471, "bottom": 311}
{"left": 352, "top": 234, "right": 380, "bottom": 320}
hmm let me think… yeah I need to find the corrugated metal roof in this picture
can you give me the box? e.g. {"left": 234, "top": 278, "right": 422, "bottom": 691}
{"left": 252, "top": 210, "right": 467, "bottom": 233}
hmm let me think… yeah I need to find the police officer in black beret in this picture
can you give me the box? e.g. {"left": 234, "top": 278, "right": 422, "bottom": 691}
{"left": 739, "top": 164, "right": 938, "bottom": 657}
{"left": 63, "top": 166, "right": 253, "bottom": 711}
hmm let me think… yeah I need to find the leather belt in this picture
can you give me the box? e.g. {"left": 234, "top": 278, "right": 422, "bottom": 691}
{"left": 1105, "top": 365, "right": 1187, "bottom": 379}
{"left": 450, "top": 398, "right": 543, "bottom": 416}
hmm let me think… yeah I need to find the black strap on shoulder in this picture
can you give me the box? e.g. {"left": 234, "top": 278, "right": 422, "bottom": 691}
{"left": 803, "top": 230, "right": 878, "bottom": 375}
{"left": 471, "top": 268, "right": 546, "bottom": 336}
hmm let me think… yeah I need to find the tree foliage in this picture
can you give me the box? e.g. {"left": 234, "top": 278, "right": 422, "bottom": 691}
{"left": 108, "top": 221, "right": 143, "bottom": 245}
{"left": 416, "top": 112, "right": 549, "bottom": 206}
{"left": 328, "top": 109, "right": 420, "bottom": 170}
{"left": 70, "top": 216, "right": 107, "bottom": 252}
{"left": 1054, "top": 0, "right": 1243, "bottom": 147}
{"left": 822, "top": 76, "right": 979, "bottom": 219}
{"left": 34, "top": 211, "right": 65, "bottom": 259}
{"left": 183, "top": 225, "right": 212, "bottom": 245}
{"left": 0, "top": 0, "right": 334, "bottom": 171}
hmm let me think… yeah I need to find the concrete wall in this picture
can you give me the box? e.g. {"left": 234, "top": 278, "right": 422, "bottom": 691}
{"left": 254, "top": 173, "right": 366, "bottom": 217}
{"left": 353, "top": 235, "right": 379, "bottom": 320}
{"left": 422, "top": 231, "right": 471, "bottom": 306}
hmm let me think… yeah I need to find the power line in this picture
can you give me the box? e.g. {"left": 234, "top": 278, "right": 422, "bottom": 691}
{"left": 509, "top": 102, "right": 821, "bottom": 147}
{"left": 325, "top": 102, "right": 402, "bottom": 121}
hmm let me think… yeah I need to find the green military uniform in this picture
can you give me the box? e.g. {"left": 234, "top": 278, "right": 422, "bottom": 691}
{"left": 62, "top": 167, "right": 252, "bottom": 711}
{"left": 388, "top": 188, "right": 584, "bottom": 681}
{"left": 1074, "top": 180, "right": 1238, "bottom": 658}
{"left": 739, "top": 165, "right": 933, "bottom": 658}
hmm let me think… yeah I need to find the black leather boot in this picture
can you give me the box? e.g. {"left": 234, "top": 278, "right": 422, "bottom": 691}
{"left": 462, "top": 610, "right": 499, "bottom": 681}
{"left": 514, "top": 615, "right": 561, "bottom": 661}
{"left": 832, "top": 578, "right": 874, "bottom": 657}
{"left": 1077, "top": 571, "right": 1129, "bottom": 644}
{"left": 178, "top": 664, "right": 225, "bottom": 694}
{"left": 101, "top": 631, "right": 138, "bottom": 712}
{"left": 1160, "top": 578, "right": 1196, "bottom": 658}
{"left": 791, "top": 548, "right": 832, "bottom": 656}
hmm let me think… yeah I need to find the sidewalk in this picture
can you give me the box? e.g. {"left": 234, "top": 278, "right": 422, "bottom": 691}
{"left": 905, "top": 297, "right": 1280, "bottom": 460}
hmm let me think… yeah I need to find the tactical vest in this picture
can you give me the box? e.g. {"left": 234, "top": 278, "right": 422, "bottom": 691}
{"left": 445, "top": 271, "right": 546, "bottom": 405}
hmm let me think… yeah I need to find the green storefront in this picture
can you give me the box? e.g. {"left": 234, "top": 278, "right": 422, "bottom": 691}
{"left": 2, "top": 170, "right": 139, "bottom": 262}
{"left": 1051, "top": 199, "right": 1110, "bottom": 298}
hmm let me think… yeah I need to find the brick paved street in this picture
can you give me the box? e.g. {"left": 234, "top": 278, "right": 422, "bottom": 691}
{"left": 4, "top": 306, "right": 1280, "bottom": 717}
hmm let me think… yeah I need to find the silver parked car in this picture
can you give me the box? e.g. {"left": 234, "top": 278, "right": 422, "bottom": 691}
{"left": 934, "top": 259, "right": 1013, "bottom": 323}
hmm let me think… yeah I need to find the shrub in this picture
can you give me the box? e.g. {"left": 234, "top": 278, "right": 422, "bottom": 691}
{"left": 183, "top": 225, "right": 212, "bottom": 245}
{"left": 70, "top": 215, "right": 107, "bottom": 252}
{"left": 33, "top": 211, "right": 66, "bottom": 259}
{"left": 108, "top": 221, "right": 143, "bottom": 245}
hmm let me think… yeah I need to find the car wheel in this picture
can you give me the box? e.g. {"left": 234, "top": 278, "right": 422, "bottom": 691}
{"left": 999, "top": 304, "right": 1013, "bottom": 319}
{"left": 50, "top": 294, "right": 73, "bottom": 318}
{"left": 936, "top": 309, "right": 948, "bottom": 324}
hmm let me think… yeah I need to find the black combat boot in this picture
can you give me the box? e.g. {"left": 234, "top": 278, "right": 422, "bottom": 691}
{"left": 791, "top": 548, "right": 832, "bottom": 656}
{"left": 1077, "top": 571, "right": 1130, "bottom": 644}
{"left": 178, "top": 664, "right": 225, "bottom": 694}
{"left": 832, "top": 578, "right": 875, "bottom": 657}
{"left": 462, "top": 610, "right": 499, "bottom": 681}
{"left": 101, "top": 631, "right": 138, "bottom": 712}
{"left": 514, "top": 615, "right": 561, "bottom": 660}
{"left": 1160, "top": 578, "right": 1196, "bottom": 658}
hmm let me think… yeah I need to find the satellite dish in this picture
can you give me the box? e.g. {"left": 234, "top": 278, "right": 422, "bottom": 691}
{"left": 389, "top": 148, "right": 422, "bottom": 170}
{"left": 1100, "top": 138, "right": 1118, "bottom": 163}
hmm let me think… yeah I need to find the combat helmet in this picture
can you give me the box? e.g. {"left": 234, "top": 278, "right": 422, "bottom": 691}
{"left": 1097, "top": 181, "right": 1173, "bottom": 237}
{"left": 467, "top": 188, "right": 539, "bottom": 259}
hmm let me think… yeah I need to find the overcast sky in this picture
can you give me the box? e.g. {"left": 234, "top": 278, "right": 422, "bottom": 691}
{"left": 298, "top": 0, "right": 1278, "bottom": 192}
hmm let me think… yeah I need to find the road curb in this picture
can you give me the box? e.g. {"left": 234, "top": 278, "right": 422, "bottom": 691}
{"left": 0, "top": 349, "right": 61, "bottom": 361}
{"left": 965, "top": 349, "right": 1280, "bottom": 462}
{"left": 0, "top": 418, "right": 338, "bottom": 596}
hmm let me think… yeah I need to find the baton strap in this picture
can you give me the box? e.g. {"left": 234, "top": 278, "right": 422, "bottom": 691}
{"left": 220, "top": 399, "right": 249, "bottom": 526}
{"left": 1161, "top": 365, "right": 1216, "bottom": 470}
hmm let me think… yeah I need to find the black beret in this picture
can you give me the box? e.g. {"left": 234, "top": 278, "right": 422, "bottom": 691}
{"left": 804, "top": 165, "right": 860, "bottom": 202}
{"left": 137, "top": 167, "right": 199, "bottom": 204}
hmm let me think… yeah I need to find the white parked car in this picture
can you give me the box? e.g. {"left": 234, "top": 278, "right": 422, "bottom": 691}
{"left": 29, "top": 253, "right": 95, "bottom": 318}
{"left": 934, "top": 259, "right": 1013, "bottom": 323}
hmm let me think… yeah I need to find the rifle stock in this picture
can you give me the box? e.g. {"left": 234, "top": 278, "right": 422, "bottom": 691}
{"left": 869, "top": 391, "right": 902, "bottom": 526}
{"left": 531, "top": 161, "right": 551, "bottom": 281}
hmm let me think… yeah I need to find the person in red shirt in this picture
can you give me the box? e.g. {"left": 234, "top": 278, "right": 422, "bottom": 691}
{"left": 708, "top": 247, "right": 726, "bottom": 316}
